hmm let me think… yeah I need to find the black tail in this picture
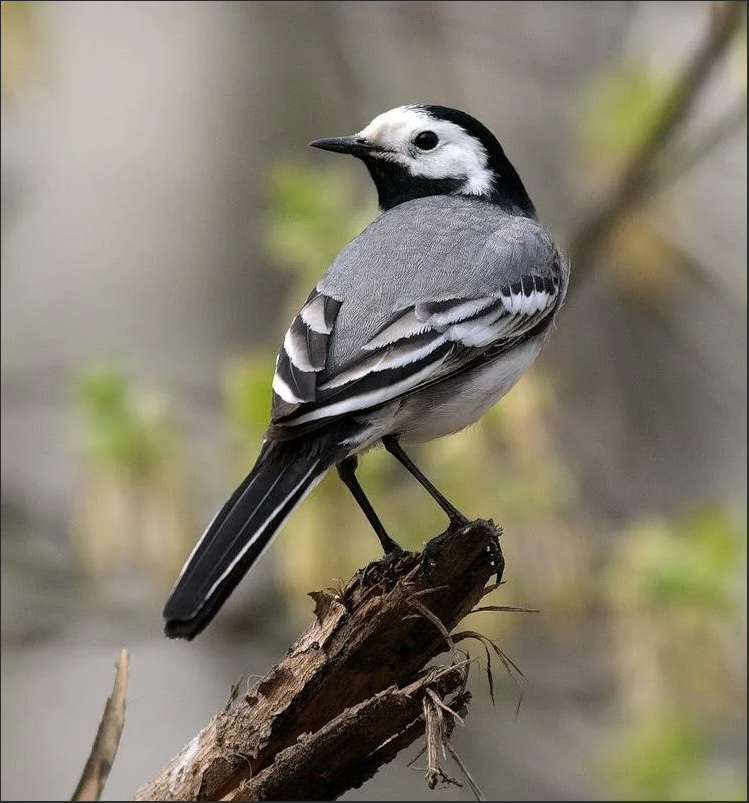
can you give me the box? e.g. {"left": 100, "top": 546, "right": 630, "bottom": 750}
{"left": 163, "top": 437, "right": 339, "bottom": 640}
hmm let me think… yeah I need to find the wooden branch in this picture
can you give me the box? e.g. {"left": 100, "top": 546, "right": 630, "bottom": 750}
{"left": 569, "top": 0, "right": 745, "bottom": 283}
{"left": 226, "top": 664, "right": 472, "bottom": 801}
{"left": 72, "top": 648, "right": 130, "bottom": 801}
{"left": 135, "top": 520, "right": 503, "bottom": 801}
{"left": 655, "top": 95, "right": 747, "bottom": 188}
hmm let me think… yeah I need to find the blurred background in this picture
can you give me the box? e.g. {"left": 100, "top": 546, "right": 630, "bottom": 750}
{"left": 1, "top": 1, "right": 746, "bottom": 800}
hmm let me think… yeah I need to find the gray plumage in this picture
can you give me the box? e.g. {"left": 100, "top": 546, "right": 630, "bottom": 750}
{"left": 323, "top": 196, "right": 560, "bottom": 362}
{"left": 163, "top": 103, "right": 570, "bottom": 640}
{"left": 271, "top": 194, "right": 567, "bottom": 442}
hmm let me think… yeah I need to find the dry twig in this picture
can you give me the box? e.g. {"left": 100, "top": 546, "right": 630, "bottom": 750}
{"left": 72, "top": 647, "right": 129, "bottom": 802}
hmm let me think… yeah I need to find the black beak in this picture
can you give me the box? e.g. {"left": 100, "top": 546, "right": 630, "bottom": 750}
{"left": 309, "top": 135, "right": 381, "bottom": 156}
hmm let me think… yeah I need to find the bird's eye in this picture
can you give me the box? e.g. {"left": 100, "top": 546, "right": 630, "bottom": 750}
{"left": 413, "top": 130, "right": 439, "bottom": 151}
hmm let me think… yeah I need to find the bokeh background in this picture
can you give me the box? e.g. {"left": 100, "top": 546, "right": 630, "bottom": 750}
{"left": 1, "top": 1, "right": 746, "bottom": 800}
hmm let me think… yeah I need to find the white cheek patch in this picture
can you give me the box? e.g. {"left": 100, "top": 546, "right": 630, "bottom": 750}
{"left": 358, "top": 106, "right": 421, "bottom": 147}
{"left": 459, "top": 166, "right": 495, "bottom": 197}
{"left": 358, "top": 107, "right": 494, "bottom": 195}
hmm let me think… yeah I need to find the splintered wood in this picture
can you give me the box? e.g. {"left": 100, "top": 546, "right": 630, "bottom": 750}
{"left": 135, "top": 520, "right": 503, "bottom": 801}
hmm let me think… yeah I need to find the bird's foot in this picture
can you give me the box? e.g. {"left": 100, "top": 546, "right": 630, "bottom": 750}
{"left": 420, "top": 517, "right": 503, "bottom": 587}
{"left": 485, "top": 528, "right": 505, "bottom": 586}
{"left": 357, "top": 546, "right": 411, "bottom": 589}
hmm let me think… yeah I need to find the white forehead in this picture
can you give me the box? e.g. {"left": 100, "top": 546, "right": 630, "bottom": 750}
{"left": 359, "top": 106, "right": 480, "bottom": 153}
{"left": 359, "top": 106, "right": 434, "bottom": 144}
{"left": 357, "top": 106, "right": 492, "bottom": 195}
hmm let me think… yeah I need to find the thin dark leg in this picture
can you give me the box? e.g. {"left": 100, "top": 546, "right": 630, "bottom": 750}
{"left": 382, "top": 436, "right": 469, "bottom": 527}
{"left": 337, "top": 456, "right": 403, "bottom": 555}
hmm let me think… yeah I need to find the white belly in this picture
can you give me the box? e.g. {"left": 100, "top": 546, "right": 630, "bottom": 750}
{"left": 395, "top": 337, "right": 543, "bottom": 443}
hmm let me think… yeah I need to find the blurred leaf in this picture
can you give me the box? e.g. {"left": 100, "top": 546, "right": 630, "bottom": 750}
{"left": 605, "top": 503, "right": 746, "bottom": 733}
{"left": 578, "top": 63, "right": 669, "bottom": 178}
{"left": 264, "top": 161, "right": 375, "bottom": 287}
{"left": 608, "top": 505, "right": 744, "bottom": 611}
{"left": 224, "top": 353, "right": 275, "bottom": 444}
{"left": 74, "top": 365, "right": 174, "bottom": 477}
{"left": 608, "top": 714, "right": 705, "bottom": 800}
{"left": 605, "top": 211, "right": 683, "bottom": 301}
{"left": 1, "top": 0, "right": 42, "bottom": 99}
{"left": 607, "top": 711, "right": 747, "bottom": 801}
{"left": 71, "top": 366, "right": 194, "bottom": 586}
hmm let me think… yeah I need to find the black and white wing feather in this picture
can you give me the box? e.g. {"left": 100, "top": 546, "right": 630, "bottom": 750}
{"left": 269, "top": 267, "right": 563, "bottom": 437}
{"left": 268, "top": 196, "right": 566, "bottom": 437}
{"left": 271, "top": 289, "right": 341, "bottom": 419}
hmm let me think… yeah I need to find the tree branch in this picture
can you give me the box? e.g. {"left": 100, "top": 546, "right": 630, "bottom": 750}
{"left": 135, "top": 520, "right": 504, "bottom": 801}
{"left": 569, "top": 0, "right": 745, "bottom": 282}
{"left": 72, "top": 648, "right": 130, "bottom": 802}
{"left": 226, "top": 663, "right": 472, "bottom": 801}
{"left": 656, "top": 94, "right": 747, "bottom": 188}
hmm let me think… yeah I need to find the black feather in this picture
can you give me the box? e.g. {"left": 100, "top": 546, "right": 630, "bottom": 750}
{"left": 163, "top": 437, "right": 342, "bottom": 639}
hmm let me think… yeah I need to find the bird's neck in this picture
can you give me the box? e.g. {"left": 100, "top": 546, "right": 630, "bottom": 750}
{"left": 485, "top": 156, "right": 536, "bottom": 218}
{"left": 364, "top": 159, "right": 536, "bottom": 217}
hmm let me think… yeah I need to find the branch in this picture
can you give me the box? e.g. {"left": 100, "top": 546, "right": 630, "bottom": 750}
{"left": 569, "top": 0, "right": 746, "bottom": 282}
{"left": 135, "top": 520, "right": 505, "bottom": 801}
{"left": 655, "top": 94, "right": 747, "bottom": 188}
{"left": 72, "top": 648, "right": 130, "bottom": 802}
{"left": 227, "top": 664, "right": 472, "bottom": 801}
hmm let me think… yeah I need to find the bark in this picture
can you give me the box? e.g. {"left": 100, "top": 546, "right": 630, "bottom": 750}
{"left": 73, "top": 648, "right": 129, "bottom": 801}
{"left": 135, "top": 520, "right": 502, "bottom": 801}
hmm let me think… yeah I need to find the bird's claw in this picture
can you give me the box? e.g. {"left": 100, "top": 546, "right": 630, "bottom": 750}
{"left": 420, "top": 520, "right": 504, "bottom": 587}
{"left": 357, "top": 546, "right": 409, "bottom": 589}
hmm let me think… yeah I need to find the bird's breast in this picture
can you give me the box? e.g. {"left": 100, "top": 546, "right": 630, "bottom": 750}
{"left": 394, "top": 337, "right": 543, "bottom": 443}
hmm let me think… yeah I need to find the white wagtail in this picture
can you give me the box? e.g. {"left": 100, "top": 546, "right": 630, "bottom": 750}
{"left": 164, "top": 104, "right": 569, "bottom": 639}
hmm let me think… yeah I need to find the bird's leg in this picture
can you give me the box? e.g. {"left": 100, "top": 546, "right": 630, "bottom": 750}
{"left": 382, "top": 436, "right": 473, "bottom": 587}
{"left": 382, "top": 436, "right": 469, "bottom": 528}
{"left": 337, "top": 456, "right": 403, "bottom": 555}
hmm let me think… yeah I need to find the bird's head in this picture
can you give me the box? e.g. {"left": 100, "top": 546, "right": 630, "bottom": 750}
{"left": 310, "top": 104, "right": 535, "bottom": 216}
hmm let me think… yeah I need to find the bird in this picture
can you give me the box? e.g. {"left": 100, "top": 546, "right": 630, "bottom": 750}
{"left": 163, "top": 104, "right": 569, "bottom": 640}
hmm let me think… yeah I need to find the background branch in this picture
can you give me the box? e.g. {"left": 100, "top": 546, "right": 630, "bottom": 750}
{"left": 656, "top": 95, "right": 747, "bottom": 188}
{"left": 569, "top": 0, "right": 745, "bottom": 282}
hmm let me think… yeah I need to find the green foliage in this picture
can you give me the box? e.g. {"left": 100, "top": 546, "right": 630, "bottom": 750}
{"left": 579, "top": 63, "right": 668, "bottom": 172}
{"left": 577, "top": 62, "right": 692, "bottom": 302}
{"left": 608, "top": 713, "right": 747, "bottom": 801}
{"left": 71, "top": 366, "right": 194, "bottom": 584}
{"left": 612, "top": 715, "right": 703, "bottom": 800}
{"left": 224, "top": 354, "right": 275, "bottom": 447}
{"left": 608, "top": 504, "right": 745, "bottom": 613}
{"left": 653, "top": 505, "right": 744, "bottom": 609}
{"left": 74, "top": 365, "right": 177, "bottom": 477}
{"left": 604, "top": 503, "right": 747, "bottom": 801}
{"left": 264, "top": 161, "right": 375, "bottom": 287}
{"left": 1, "top": 0, "right": 42, "bottom": 99}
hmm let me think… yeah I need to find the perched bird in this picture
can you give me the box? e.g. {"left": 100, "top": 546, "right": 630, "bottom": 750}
{"left": 164, "top": 104, "right": 568, "bottom": 640}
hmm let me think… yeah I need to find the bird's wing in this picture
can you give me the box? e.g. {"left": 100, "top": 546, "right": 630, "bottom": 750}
{"left": 269, "top": 210, "right": 566, "bottom": 436}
